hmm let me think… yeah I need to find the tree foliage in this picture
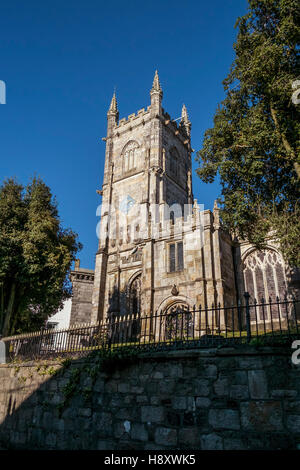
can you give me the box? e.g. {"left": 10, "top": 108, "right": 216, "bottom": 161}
{"left": 0, "top": 177, "right": 82, "bottom": 336}
{"left": 196, "top": 0, "right": 300, "bottom": 266}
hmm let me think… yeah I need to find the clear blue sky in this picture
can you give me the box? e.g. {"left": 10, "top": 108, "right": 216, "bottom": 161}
{"left": 0, "top": 0, "right": 248, "bottom": 269}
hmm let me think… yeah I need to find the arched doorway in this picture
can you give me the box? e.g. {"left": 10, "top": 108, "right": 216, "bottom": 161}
{"left": 164, "top": 302, "right": 192, "bottom": 341}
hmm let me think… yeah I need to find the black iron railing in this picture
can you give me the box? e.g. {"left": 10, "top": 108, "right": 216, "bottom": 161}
{"left": 1, "top": 294, "right": 299, "bottom": 362}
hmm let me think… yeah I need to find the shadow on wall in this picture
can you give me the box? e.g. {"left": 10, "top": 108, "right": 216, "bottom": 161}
{"left": 0, "top": 345, "right": 300, "bottom": 450}
{"left": 0, "top": 352, "right": 143, "bottom": 451}
{"left": 107, "top": 279, "right": 141, "bottom": 319}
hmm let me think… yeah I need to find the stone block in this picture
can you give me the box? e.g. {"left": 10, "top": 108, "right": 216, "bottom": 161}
{"left": 239, "top": 357, "right": 262, "bottom": 370}
{"left": 230, "top": 385, "right": 249, "bottom": 400}
{"left": 45, "top": 432, "right": 57, "bottom": 447}
{"left": 105, "top": 380, "right": 118, "bottom": 393}
{"left": 202, "top": 365, "right": 218, "bottom": 378}
{"left": 284, "top": 400, "right": 300, "bottom": 412}
{"left": 166, "top": 410, "right": 181, "bottom": 426}
{"left": 153, "top": 371, "right": 164, "bottom": 379}
{"left": 49, "top": 392, "right": 63, "bottom": 406}
{"left": 187, "top": 397, "right": 196, "bottom": 411}
{"left": 113, "top": 420, "right": 130, "bottom": 439}
{"left": 124, "top": 395, "right": 135, "bottom": 405}
{"left": 131, "top": 423, "right": 148, "bottom": 442}
{"left": 118, "top": 407, "right": 140, "bottom": 421}
{"left": 196, "top": 397, "right": 211, "bottom": 408}
{"left": 92, "top": 412, "right": 113, "bottom": 436}
{"left": 42, "top": 411, "right": 53, "bottom": 429}
{"left": 150, "top": 396, "right": 160, "bottom": 405}
{"left": 218, "top": 358, "right": 237, "bottom": 370}
{"left": 168, "top": 363, "right": 183, "bottom": 378}
{"left": 286, "top": 415, "right": 300, "bottom": 433}
{"left": 271, "top": 390, "right": 298, "bottom": 399}
{"left": 155, "top": 427, "right": 177, "bottom": 447}
{"left": 213, "top": 378, "right": 229, "bottom": 397}
{"left": 200, "top": 433, "right": 223, "bottom": 450}
{"left": 97, "top": 439, "right": 116, "bottom": 450}
{"left": 141, "top": 406, "right": 164, "bottom": 423}
{"left": 159, "top": 379, "right": 176, "bottom": 395}
{"left": 234, "top": 371, "right": 248, "bottom": 385}
{"left": 224, "top": 438, "right": 247, "bottom": 450}
{"left": 240, "top": 401, "right": 283, "bottom": 431}
{"left": 136, "top": 395, "right": 148, "bottom": 404}
{"left": 208, "top": 409, "right": 240, "bottom": 430}
{"left": 248, "top": 370, "right": 268, "bottom": 399}
{"left": 78, "top": 408, "right": 92, "bottom": 418}
{"left": 110, "top": 395, "right": 124, "bottom": 407}
{"left": 131, "top": 385, "right": 144, "bottom": 394}
{"left": 183, "top": 365, "right": 198, "bottom": 378}
{"left": 52, "top": 418, "right": 65, "bottom": 432}
{"left": 194, "top": 378, "right": 210, "bottom": 396}
{"left": 94, "top": 378, "right": 105, "bottom": 392}
{"left": 118, "top": 382, "right": 130, "bottom": 393}
{"left": 172, "top": 396, "right": 187, "bottom": 410}
{"left": 178, "top": 427, "right": 200, "bottom": 448}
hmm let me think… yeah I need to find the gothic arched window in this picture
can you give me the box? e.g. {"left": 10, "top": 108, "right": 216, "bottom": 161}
{"left": 122, "top": 141, "right": 139, "bottom": 173}
{"left": 129, "top": 274, "right": 141, "bottom": 315}
{"left": 243, "top": 249, "right": 287, "bottom": 321}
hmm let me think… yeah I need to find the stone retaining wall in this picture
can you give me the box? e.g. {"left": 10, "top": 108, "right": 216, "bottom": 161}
{"left": 0, "top": 346, "right": 299, "bottom": 450}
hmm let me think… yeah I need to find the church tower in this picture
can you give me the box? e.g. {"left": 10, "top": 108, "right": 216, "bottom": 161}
{"left": 90, "top": 71, "right": 201, "bottom": 323}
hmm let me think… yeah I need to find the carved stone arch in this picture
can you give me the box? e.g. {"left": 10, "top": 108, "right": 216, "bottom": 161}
{"left": 241, "top": 244, "right": 283, "bottom": 265}
{"left": 121, "top": 140, "right": 140, "bottom": 173}
{"left": 157, "top": 294, "right": 193, "bottom": 315}
{"left": 154, "top": 295, "right": 193, "bottom": 341}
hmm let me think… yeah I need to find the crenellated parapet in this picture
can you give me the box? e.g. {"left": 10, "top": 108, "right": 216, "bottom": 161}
{"left": 116, "top": 106, "right": 151, "bottom": 128}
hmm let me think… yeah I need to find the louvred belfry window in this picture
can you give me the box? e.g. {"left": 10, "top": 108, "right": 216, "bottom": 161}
{"left": 122, "top": 140, "right": 139, "bottom": 172}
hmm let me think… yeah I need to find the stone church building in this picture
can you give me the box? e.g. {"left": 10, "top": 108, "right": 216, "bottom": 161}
{"left": 70, "top": 71, "right": 298, "bottom": 329}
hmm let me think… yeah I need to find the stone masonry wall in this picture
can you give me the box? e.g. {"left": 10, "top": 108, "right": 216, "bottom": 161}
{"left": 0, "top": 347, "right": 299, "bottom": 450}
{"left": 70, "top": 268, "right": 94, "bottom": 325}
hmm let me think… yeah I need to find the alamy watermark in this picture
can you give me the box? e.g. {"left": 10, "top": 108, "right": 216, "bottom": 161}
{"left": 292, "top": 80, "right": 300, "bottom": 105}
{"left": 291, "top": 340, "right": 300, "bottom": 365}
{"left": 95, "top": 200, "right": 205, "bottom": 250}
{"left": 0, "top": 80, "right": 6, "bottom": 104}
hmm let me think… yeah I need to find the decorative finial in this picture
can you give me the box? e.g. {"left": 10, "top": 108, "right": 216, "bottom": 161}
{"left": 180, "top": 104, "right": 191, "bottom": 135}
{"left": 108, "top": 91, "right": 118, "bottom": 115}
{"left": 181, "top": 104, "right": 189, "bottom": 122}
{"left": 213, "top": 200, "right": 220, "bottom": 228}
{"left": 151, "top": 70, "right": 163, "bottom": 94}
{"left": 74, "top": 259, "right": 80, "bottom": 269}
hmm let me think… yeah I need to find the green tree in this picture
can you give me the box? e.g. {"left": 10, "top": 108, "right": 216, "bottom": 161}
{"left": 0, "top": 177, "right": 82, "bottom": 336}
{"left": 196, "top": 0, "right": 300, "bottom": 266}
